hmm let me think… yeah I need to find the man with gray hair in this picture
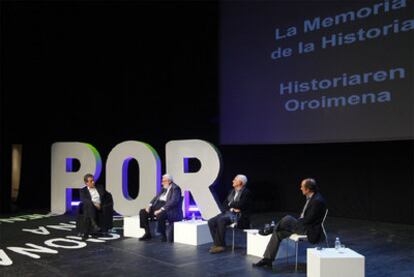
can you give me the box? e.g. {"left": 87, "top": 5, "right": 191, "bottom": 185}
{"left": 208, "top": 174, "right": 252, "bottom": 254}
{"left": 138, "top": 174, "right": 183, "bottom": 242}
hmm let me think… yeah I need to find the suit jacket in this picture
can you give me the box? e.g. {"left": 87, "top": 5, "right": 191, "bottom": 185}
{"left": 297, "top": 192, "right": 326, "bottom": 244}
{"left": 80, "top": 184, "right": 106, "bottom": 206}
{"left": 78, "top": 184, "right": 114, "bottom": 231}
{"left": 222, "top": 187, "right": 252, "bottom": 229}
{"left": 150, "top": 183, "right": 183, "bottom": 222}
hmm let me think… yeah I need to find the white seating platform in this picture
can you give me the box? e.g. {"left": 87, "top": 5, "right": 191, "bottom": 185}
{"left": 244, "top": 229, "right": 294, "bottom": 259}
{"left": 123, "top": 216, "right": 146, "bottom": 238}
{"left": 174, "top": 220, "right": 213, "bottom": 246}
{"left": 307, "top": 247, "right": 365, "bottom": 277}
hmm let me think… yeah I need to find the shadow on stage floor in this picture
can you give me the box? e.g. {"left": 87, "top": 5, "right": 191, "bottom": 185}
{"left": 0, "top": 211, "right": 413, "bottom": 277}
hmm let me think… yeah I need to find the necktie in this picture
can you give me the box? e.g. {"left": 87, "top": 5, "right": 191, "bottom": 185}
{"left": 233, "top": 191, "right": 239, "bottom": 201}
{"left": 300, "top": 197, "right": 311, "bottom": 218}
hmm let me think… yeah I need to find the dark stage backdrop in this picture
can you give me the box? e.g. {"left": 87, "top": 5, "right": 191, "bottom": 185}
{"left": 0, "top": 1, "right": 413, "bottom": 224}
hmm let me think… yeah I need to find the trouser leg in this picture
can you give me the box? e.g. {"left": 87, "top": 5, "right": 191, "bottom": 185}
{"left": 208, "top": 213, "right": 231, "bottom": 247}
{"left": 263, "top": 215, "right": 298, "bottom": 260}
{"left": 156, "top": 211, "right": 167, "bottom": 237}
{"left": 216, "top": 214, "right": 232, "bottom": 247}
{"left": 83, "top": 201, "right": 97, "bottom": 220}
{"left": 139, "top": 208, "right": 152, "bottom": 235}
{"left": 208, "top": 214, "right": 221, "bottom": 246}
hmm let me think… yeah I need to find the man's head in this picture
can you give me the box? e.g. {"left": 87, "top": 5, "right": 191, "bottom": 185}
{"left": 84, "top": 173, "right": 95, "bottom": 188}
{"left": 300, "top": 178, "right": 317, "bottom": 196}
{"left": 161, "top": 174, "right": 173, "bottom": 189}
{"left": 232, "top": 174, "right": 248, "bottom": 191}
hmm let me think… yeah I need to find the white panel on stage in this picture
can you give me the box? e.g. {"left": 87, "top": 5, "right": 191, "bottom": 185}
{"left": 174, "top": 220, "right": 213, "bottom": 246}
{"left": 307, "top": 248, "right": 365, "bottom": 277}
{"left": 123, "top": 216, "right": 146, "bottom": 238}
{"left": 245, "top": 230, "right": 294, "bottom": 259}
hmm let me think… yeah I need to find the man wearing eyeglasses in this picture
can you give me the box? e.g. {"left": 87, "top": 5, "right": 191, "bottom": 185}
{"left": 138, "top": 174, "right": 183, "bottom": 242}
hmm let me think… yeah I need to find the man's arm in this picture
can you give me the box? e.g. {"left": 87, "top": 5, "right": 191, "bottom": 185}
{"left": 300, "top": 199, "right": 325, "bottom": 225}
{"left": 81, "top": 186, "right": 102, "bottom": 210}
{"left": 96, "top": 184, "right": 105, "bottom": 198}
{"left": 146, "top": 190, "right": 163, "bottom": 212}
{"left": 221, "top": 190, "right": 233, "bottom": 211}
{"left": 80, "top": 188, "right": 91, "bottom": 204}
{"left": 161, "top": 186, "right": 181, "bottom": 212}
{"left": 229, "top": 189, "right": 251, "bottom": 212}
{"left": 149, "top": 194, "right": 159, "bottom": 206}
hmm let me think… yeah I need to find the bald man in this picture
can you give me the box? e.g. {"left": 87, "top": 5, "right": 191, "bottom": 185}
{"left": 253, "top": 178, "right": 326, "bottom": 269}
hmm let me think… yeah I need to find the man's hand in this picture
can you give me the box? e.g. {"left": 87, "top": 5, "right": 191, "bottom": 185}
{"left": 154, "top": 209, "right": 162, "bottom": 216}
{"left": 145, "top": 207, "right": 150, "bottom": 213}
{"left": 233, "top": 208, "right": 241, "bottom": 213}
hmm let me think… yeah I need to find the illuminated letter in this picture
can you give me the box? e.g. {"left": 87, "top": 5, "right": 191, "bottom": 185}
{"left": 51, "top": 142, "right": 102, "bottom": 214}
{"left": 166, "top": 139, "right": 222, "bottom": 219}
{"left": 106, "top": 141, "right": 161, "bottom": 216}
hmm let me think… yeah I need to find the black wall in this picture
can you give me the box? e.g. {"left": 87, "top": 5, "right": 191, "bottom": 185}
{"left": 1, "top": 1, "right": 413, "bottom": 224}
{"left": 218, "top": 141, "right": 414, "bottom": 225}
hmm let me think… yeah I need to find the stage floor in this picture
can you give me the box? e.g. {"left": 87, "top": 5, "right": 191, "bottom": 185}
{"left": 1, "top": 211, "right": 413, "bottom": 276}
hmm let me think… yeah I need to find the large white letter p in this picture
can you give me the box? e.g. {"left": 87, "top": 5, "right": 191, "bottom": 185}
{"left": 51, "top": 142, "right": 102, "bottom": 214}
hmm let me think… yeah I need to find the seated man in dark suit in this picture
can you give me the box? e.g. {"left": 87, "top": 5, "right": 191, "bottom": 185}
{"left": 253, "top": 178, "right": 327, "bottom": 269}
{"left": 208, "top": 174, "right": 251, "bottom": 254}
{"left": 79, "top": 173, "right": 113, "bottom": 238}
{"left": 138, "top": 174, "right": 183, "bottom": 242}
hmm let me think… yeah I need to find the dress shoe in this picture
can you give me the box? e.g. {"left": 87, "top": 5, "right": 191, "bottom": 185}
{"left": 91, "top": 220, "right": 101, "bottom": 234}
{"left": 138, "top": 234, "right": 152, "bottom": 241}
{"left": 160, "top": 235, "right": 167, "bottom": 242}
{"left": 259, "top": 226, "right": 274, "bottom": 236}
{"left": 209, "top": 246, "right": 226, "bottom": 254}
{"left": 99, "top": 232, "right": 109, "bottom": 237}
{"left": 252, "top": 258, "right": 272, "bottom": 268}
